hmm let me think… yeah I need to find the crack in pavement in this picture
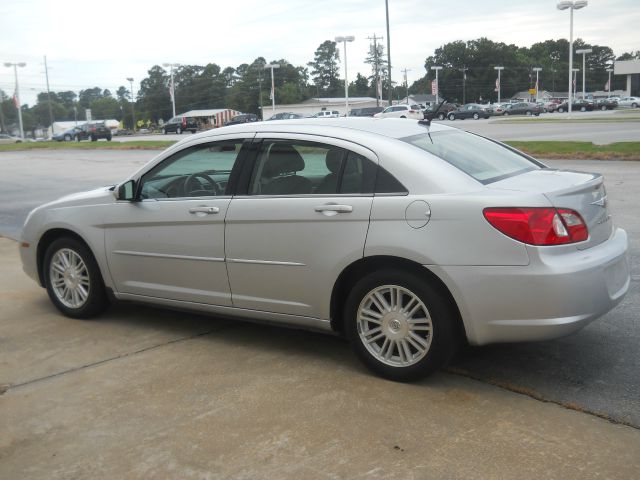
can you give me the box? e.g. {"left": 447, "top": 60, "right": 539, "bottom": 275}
{"left": 445, "top": 366, "right": 640, "bottom": 431}
{"left": 3, "top": 325, "right": 232, "bottom": 393}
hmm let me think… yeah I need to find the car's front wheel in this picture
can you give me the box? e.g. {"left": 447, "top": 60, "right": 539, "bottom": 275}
{"left": 345, "top": 269, "right": 457, "bottom": 381}
{"left": 162, "top": 128, "right": 167, "bottom": 135}
{"left": 557, "top": 107, "right": 564, "bottom": 113}
{"left": 601, "top": 105, "right": 607, "bottom": 111}
{"left": 473, "top": 113, "right": 479, "bottom": 120}
{"left": 437, "top": 113, "right": 445, "bottom": 121}
{"left": 43, "top": 237, "right": 109, "bottom": 319}
{"left": 580, "top": 106, "right": 587, "bottom": 112}
{"left": 64, "top": 134, "right": 71, "bottom": 141}
{"left": 447, "top": 114, "right": 455, "bottom": 121}
{"left": 632, "top": 103, "right": 638, "bottom": 108}
{"left": 176, "top": 127, "right": 182, "bottom": 134}
{"left": 525, "top": 110, "right": 532, "bottom": 116}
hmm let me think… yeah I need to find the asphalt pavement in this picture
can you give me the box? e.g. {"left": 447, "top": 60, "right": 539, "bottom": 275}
{"left": 0, "top": 149, "right": 638, "bottom": 429}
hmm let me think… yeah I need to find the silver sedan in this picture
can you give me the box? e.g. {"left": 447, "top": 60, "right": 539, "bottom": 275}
{"left": 20, "top": 118, "right": 630, "bottom": 381}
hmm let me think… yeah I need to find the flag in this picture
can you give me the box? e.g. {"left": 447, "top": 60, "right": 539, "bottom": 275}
{"left": 431, "top": 80, "right": 437, "bottom": 95}
{"left": 535, "top": 79, "right": 539, "bottom": 92}
{"left": 376, "top": 78, "right": 382, "bottom": 99}
{"left": 12, "top": 92, "right": 19, "bottom": 109}
{"left": 494, "top": 77, "right": 500, "bottom": 92}
{"left": 604, "top": 79, "right": 610, "bottom": 91}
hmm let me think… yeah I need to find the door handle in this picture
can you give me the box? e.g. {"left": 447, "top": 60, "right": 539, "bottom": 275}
{"left": 188, "top": 206, "right": 220, "bottom": 214}
{"left": 314, "top": 204, "right": 353, "bottom": 214}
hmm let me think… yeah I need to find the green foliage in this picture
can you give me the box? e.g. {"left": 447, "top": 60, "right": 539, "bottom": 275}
{"left": 308, "top": 40, "right": 341, "bottom": 95}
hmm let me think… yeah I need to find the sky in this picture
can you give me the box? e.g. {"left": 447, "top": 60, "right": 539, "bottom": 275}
{"left": 0, "top": 0, "right": 638, "bottom": 107}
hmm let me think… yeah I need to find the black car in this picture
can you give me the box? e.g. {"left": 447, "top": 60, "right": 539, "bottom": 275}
{"left": 502, "top": 102, "right": 542, "bottom": 116}
{"left": 595, "top": 98, "right": 618, "bottom": 111}
{"left": 224, "top": 114, "right": 259, "bottom": 126}
{"left": 76, "top": 122, "right": 112, "bottom": 141}
{"left": 447, "top": 104, "right": 491, "bottom": 120}
{"left": 349, "top": 107, "right": 384, "bottom": 117}
{"left": 162, "top": 116, "right": 198, "bottom": 134}
{"left": 265, "top": 112, "right": 307, "bottom": 121}
{"left": 424, "top": 103, "right": 459, "bottom": 121}
{"left": 556, "top": 100, "right": 594, "bottom": 113}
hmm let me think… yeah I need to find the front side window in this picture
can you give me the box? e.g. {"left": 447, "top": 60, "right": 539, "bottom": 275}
{"left": 401, "top": 131, "right": 542, "bottom": 184}
{"left": 248, "top": 140, "right": 376, "bottom": 196}
{"left": 140, "top": 141, "right": 243, "bottom": 199}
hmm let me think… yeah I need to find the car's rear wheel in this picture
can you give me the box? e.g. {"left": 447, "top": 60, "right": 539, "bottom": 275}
{"left": 162, "top": 128, "right": 167, "bottom": 135}
{"left": 447, "top": 114, "right": 455, "bottom": 121}
{"left": 632, "top": 103, "right": 638, "bottom": 108}
{"left": 473, "top": 113, "right": 479, "bottom": 120}
{"left": 107, "top": 136, "right": 112, "bottom": 141}
{"left": 64, "top": 134, "right": 71, "bottom": 141}
{"left": 43, "top": 237, "right": 109, "bottom": 319}
{"left": 400, "top": 116, "right": 406, "bottom": 118}
{"left": 525, "top": 110, "right": 532, "bottom": 116}
{"left": 580, "top": 106, "right": 586, "bottom": 112}
{"left": 437, "top": 113, "right": 445, "bottom": 121}
{"left": 345, "top": 269, "right": 457, "bottom": 381}
{"left": 176, "top": 127, "right": 182, "bottom": 134}
{"left": 558, "top": 107, "right": 564, "bottom": 113}
{"left": 90, "top": 135, "right": 97, "bottom": 141}
{"left": 504, "top": 111, "right": 510, "bottom": 116}
{"left": 601, "top": 105, "right": 607, "bottom": 111}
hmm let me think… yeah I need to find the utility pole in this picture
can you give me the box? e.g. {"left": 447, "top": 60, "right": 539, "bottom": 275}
{"left": 533, "top": 67, "right": 542, "bottom": 102}
{"left": 385, "top": 0, "right": 392, "bottom": 106}
{"left": 401, "top": 68, "right": 411, "bottom": 103}
{"left": 127, "top": 77, "right": 135, "bottom": 131}
{"left": 4, "top": 62, "right": 26, "bottom": 139}
{"left": 460, "top": 67, "right": 468, "bottom": 104}
{"left": 494, "top": 66, "right": 504, "bottom": 103}
{"left": 366, "top": 34, "right": 383, "bottom": 107}
{"left": 265, "top": 64, "right": 280, "bottom": 115}
{"left": 44, "top": 56, "right": 54, "bottom": 134}
{"left": 162, "top": 63, "right": 180, "bottom": 118}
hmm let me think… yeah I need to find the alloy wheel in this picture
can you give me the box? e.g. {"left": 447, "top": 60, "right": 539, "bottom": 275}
{"left": 49, "top": 248, "right": 90, "bottom": 309}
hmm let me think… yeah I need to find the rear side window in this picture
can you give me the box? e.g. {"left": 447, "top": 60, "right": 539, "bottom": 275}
{"left": 401, "top": 131, "right": 541, "bottom": 184}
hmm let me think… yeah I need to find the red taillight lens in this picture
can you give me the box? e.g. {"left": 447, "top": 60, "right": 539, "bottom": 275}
{"left": 483, "top": 207, "right": 588, "bottom": 245}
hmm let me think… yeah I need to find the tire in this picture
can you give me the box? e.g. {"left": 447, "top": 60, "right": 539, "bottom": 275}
{"left": 90, "top": 135, "right": 97, "bottom": 142}
{"left": 447, "top": 114, "right": 455, "bottom": 121}
{"left": 400, "top": 116, "right": 406, "bottom": 119}
{"left": 190, "top": 129, "right": 196, "bottom": 134}
{"left": 535, "top": 113, "right": 540, "bottom": 116}
{"left": 601, "top": 105, "right": 607, "bottom": 111}
{"left": 176, "top": 127, "right": 182, "bottom": 134}
{"left": 525, "top": 111, "right": 532, "bottom": 116}
{"left": 437, "top": 113, "right": 445, "bottom": 121}
{"left": 472, "top": 113, "right": 479, "bottom": 120}
{"left": 162, "top": 128, "right": 167, "bottom": 135}
{"left": 558, "top": 107, "right": 564, "bottom": 113}
{"left": 344, "top": 269, "right": 458, "bottom": 381}
{"left": 504, "top": 111, "right": 510, "bottom": 116}
{"left": 43, "top": 237, "right": 109, "bottom": 319}
{"left": 64, "top": 134, "right": 71, "bottom": 141}
{"left": 632, "top": 103, "right": 638, "bottom": 108}
{"left": 580, "top": 106, "right": 586, "bottom": 112}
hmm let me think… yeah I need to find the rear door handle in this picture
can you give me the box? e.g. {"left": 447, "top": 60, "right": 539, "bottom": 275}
{"left": 188, "top": 206, "right": 220, "bottom": 214}
{"left": 314, "top": 204, "right": 353, "bottom": 214}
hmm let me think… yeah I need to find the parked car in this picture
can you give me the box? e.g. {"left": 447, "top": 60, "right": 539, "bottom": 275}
{"left": 503, "top": 102, "right": 542, "bottom": 116}
{"left": 313, "top": 111, "right": 340, "bottom": 118}
{"left": 0, "top": 133, "right": 24, "bottom": 144}
{"left": 162, "top": 116, "right": 198, "bottom": 134}
{"left": 446, "top": 104, "right": 491, "bottom": 120}
{"left": 595, "top": 98, "right": 618, "bottom": 111}
{"left": 224, "top": 114, "right": 259, "bottom": 126}
{"left": 542, "top": 101, "right": 560, "bottom": 113}
{"left": 489, "top": 103, "right": 506, "bottom": 115}
{"left": 373, "top": 104, "right": 422, "bottom": 119}
{"left": 556, "top": 100, "right": 594, "bottom": 113}
{"left": 423, "top": 103, "right": 459, "bottom": 121}
{"left": 53, "top": 127, "right": 83, "bottom": 142}
{"left": 349, "top": 107, "right": 384, "bottom": 117}
{"left": 266, "top": 112, "right": 306, "bottom": 121}
{"left": 19, "top": 118, "right": 629, "bottom": 381}
{"left": 76, "top": 122, "right": 112, "bottom": 141}
{"left": 617, "top": 97, "right": 639, "bottom": 108}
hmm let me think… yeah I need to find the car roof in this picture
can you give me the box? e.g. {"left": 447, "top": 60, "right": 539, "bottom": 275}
{"left": 207, "top": 117, "right": 454, "bottom": 141}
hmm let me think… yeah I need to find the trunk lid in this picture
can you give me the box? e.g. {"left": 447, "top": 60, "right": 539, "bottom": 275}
{"left": 488, "top": 168, "right": 613, "bottom": 250}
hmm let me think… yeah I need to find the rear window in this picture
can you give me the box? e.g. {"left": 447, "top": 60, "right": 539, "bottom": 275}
{"left": 400, "top": 131, "right": 542, "bottom": 184}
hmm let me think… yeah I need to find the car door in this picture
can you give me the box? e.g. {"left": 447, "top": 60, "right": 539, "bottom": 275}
{"left": 224, "top": 135, "right": 377, "bottom": 319}
{"left": 104, "top": 137, "right": 250, "bottom": 305}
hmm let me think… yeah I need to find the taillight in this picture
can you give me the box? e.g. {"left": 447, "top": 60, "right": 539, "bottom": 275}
{"left": 182, "top": 117, "right": 187, "bottom": 126}
{"left": 483, "top": 207, "right": 588, "bottom": 245}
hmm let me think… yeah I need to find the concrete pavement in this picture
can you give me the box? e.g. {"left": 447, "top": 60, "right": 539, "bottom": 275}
{"left": 1, "top": 238, "right": 639, "bottom": 479}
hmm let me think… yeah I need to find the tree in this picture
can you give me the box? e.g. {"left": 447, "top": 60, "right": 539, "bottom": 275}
{"left": 365, "top": 40, "right": 388, "bottom": 101}
{"left": 350, "top": 73, "right": 369, "bottom": 96}
{"left": 90, "top": 97, "right": 121, "bottom": 120}
{"left": 308, "top": 40, "right": 341, "bottom": 95}
{"left": 137, "top": 66, "right": 171, "bottom": 122}
{"left": 78, "top": 87, "right": 103, "bottom": 108}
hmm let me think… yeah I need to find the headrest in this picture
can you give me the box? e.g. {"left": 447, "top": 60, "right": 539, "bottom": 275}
{"left": 263, "top": 144, "right": 305, "bottom": 177}
{"left": 325, "top": 148, "right": 344, "bottom": 174}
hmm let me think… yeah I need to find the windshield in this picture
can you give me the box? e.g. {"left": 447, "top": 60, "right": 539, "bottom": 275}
{"left": 400, "top": 130, "right": 542, "bottom": 184}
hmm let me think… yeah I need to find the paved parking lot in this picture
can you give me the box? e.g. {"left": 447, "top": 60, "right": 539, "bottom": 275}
{"left": 1, "top": 147, "right": 639, "bottom": 477}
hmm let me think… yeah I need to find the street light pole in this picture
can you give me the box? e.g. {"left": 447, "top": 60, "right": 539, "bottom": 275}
{"left": 494, "top": 66, "right": 504, "bottom": 103}
{"left": 4, "top": 62, "right": 26, "bottom": 139}
{"left": 264, "top": 63, "right": 280, "bottom": 115}
{"left": 431, "top": 66, "right": 442, "bottom": 104}
{"left": 606, "top": 68, "right": 614, "bottom": 97}
{"left": 44, "top": 56, "right": 54, "bottom": 134}
{"left": 575, "top": 48, "right": 592, "bottom": 100}
{"left": 572, "top": 68, "right": 580, "bottom": 100}
{"left": 162, "top": 63, "right": 180, "bottom": 118}
{"left": 557, "top": 1, "right": 588, "bottom": 116}
{"left": 533, "top": 67, "right": 542, "bottom": 102}
{"left": 127, "top": 77, "right": 135, "bottom": 131}
{"left": 460, "top": 67, "right": 468, "bottom": 104}
{"left": 335, "top": 36, "right": 355, "bottom": 115}
{"left": 385, "top": 0, "right": 392, "bottom": 106}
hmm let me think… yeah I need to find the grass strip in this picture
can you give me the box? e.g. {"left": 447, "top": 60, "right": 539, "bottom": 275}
{"left": 504, "top": 141, "right": 640, "bottom": 160}
{"left": 0, "top": 140, "right": 176, "bottom": 152}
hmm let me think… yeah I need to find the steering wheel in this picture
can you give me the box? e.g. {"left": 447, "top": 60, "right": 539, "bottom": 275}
{"left": 183, "top": 173, "right": 221, "bottom": 196}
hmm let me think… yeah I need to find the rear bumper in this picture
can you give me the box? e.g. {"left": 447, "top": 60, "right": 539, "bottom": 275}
{"left": 429, "top": 228, "right": 630, "bottom": 345}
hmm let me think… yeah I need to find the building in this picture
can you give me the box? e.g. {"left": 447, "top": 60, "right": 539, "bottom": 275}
{"left": 510, "top": 90, "right": 568, "bottom": 102}
{"left": 400, "top": 94, "right": 438, "bottom": 106}
{"left": 614, "top": 60, "right": 640, "bottom": 96}
{"left": 177, "top": 109, "right": 241, "bottom": 129}
{"left": 263, "top": 97, "right": 379, "bottom": 119}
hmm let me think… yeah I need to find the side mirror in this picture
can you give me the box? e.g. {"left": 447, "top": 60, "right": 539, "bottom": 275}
{"left": 116, "top": 180, "right": 137, "bottom": 201}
